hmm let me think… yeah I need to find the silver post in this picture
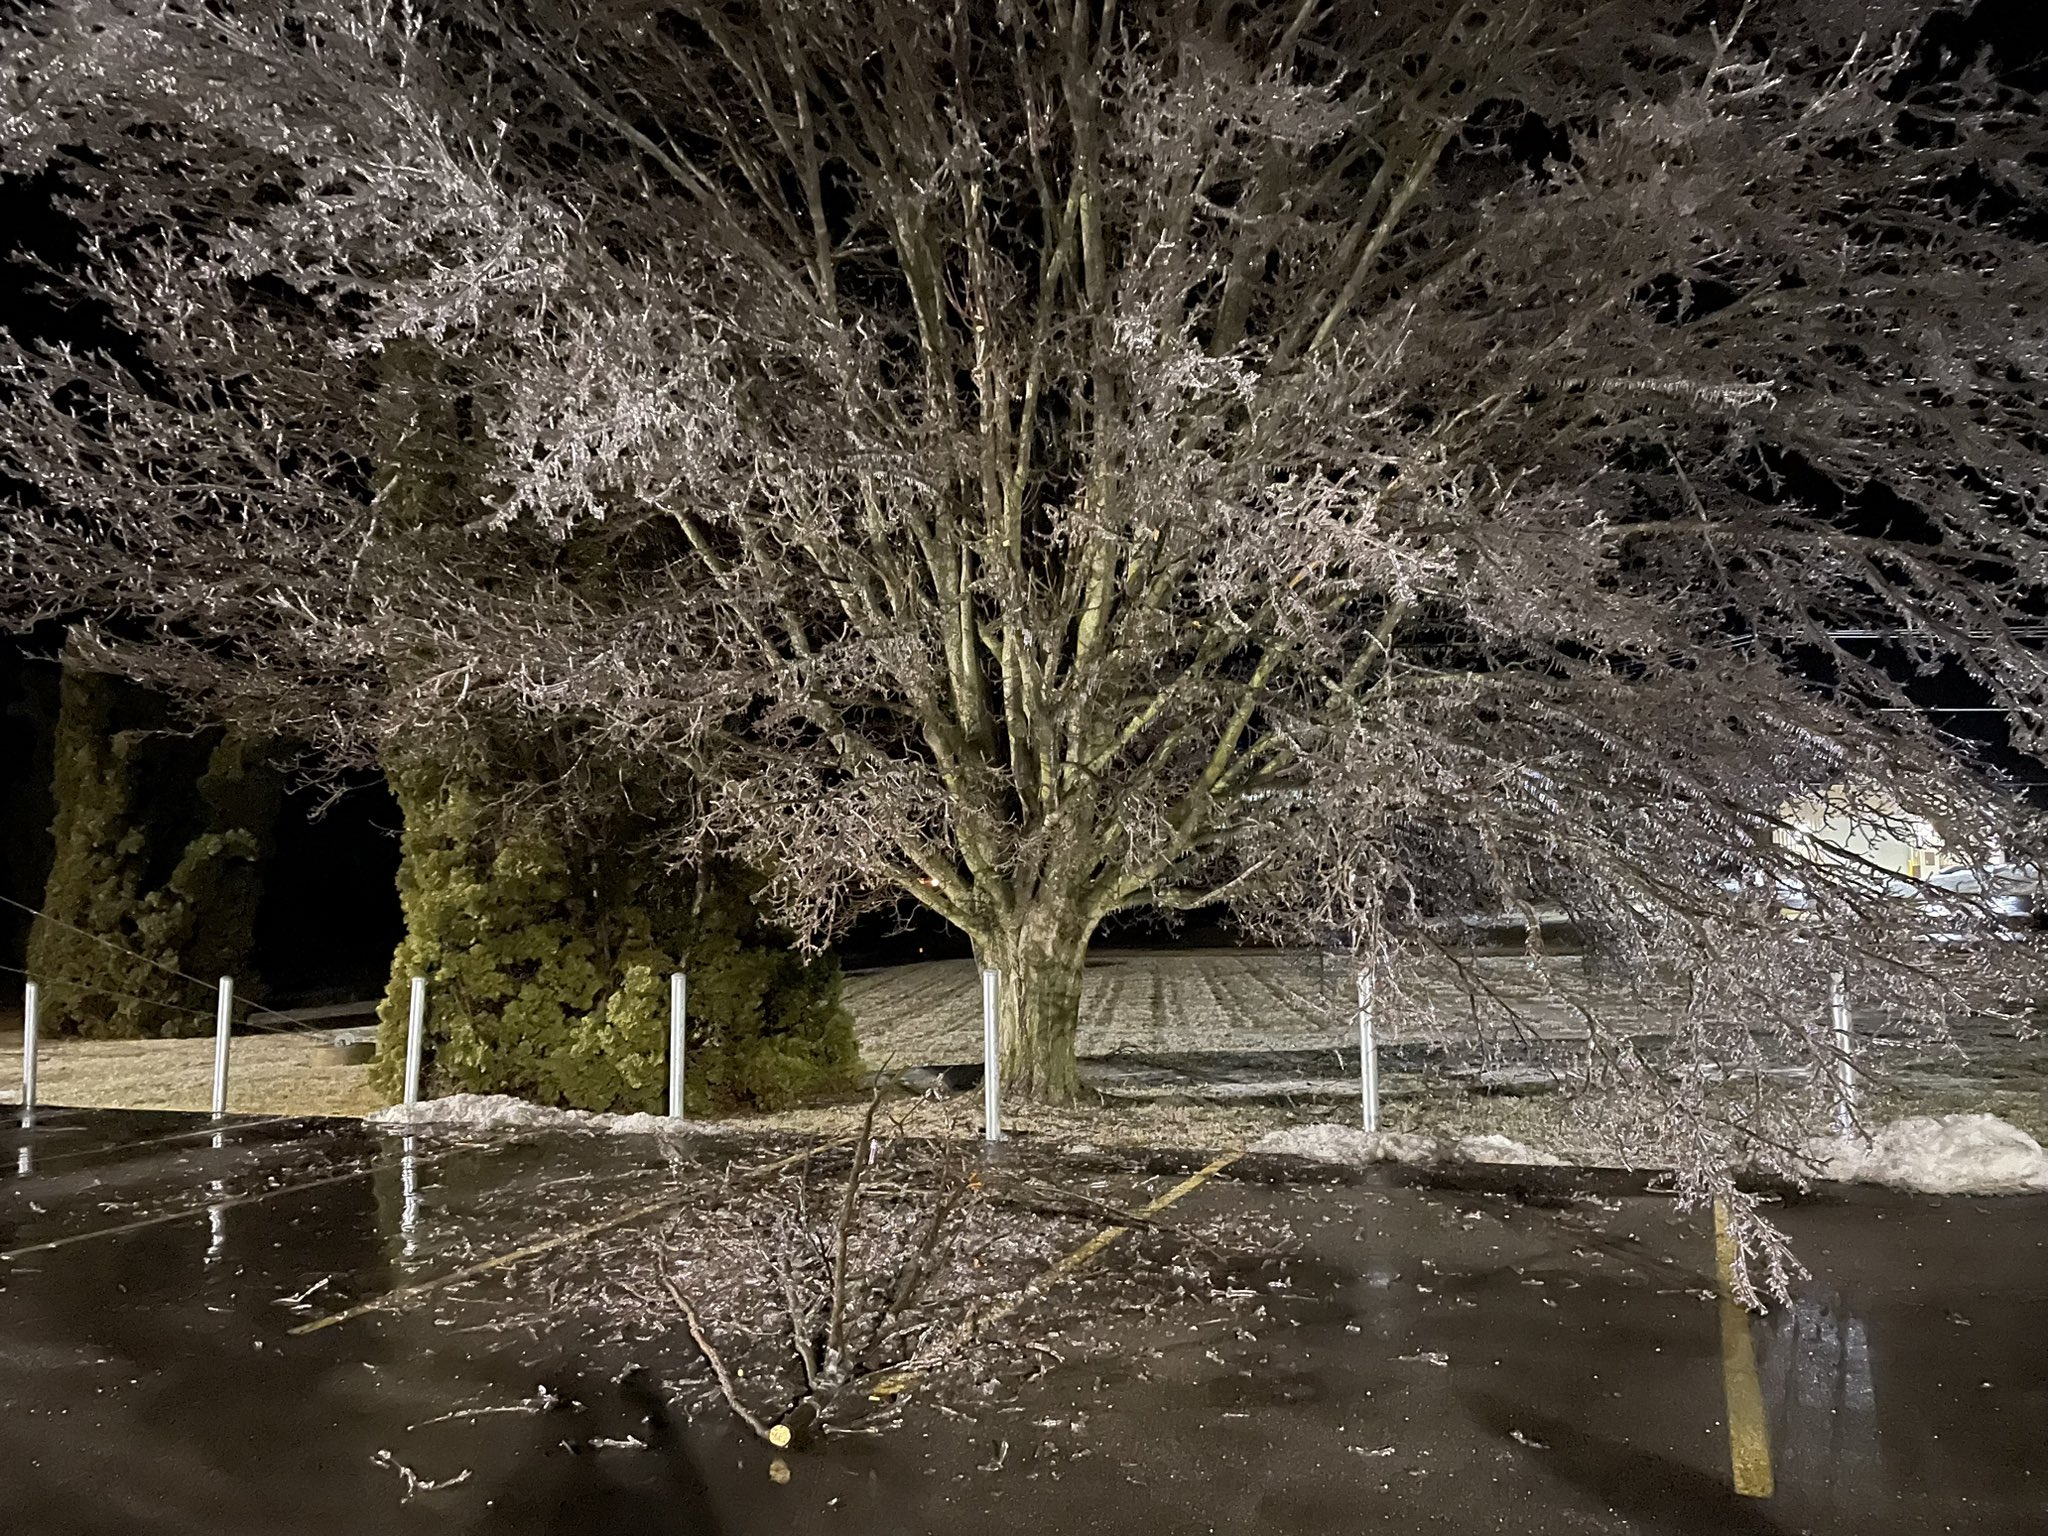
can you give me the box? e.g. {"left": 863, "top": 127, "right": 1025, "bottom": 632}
{"left": 20, "top": 980, "right": 38, "bottom": 1128}
{"left": 211, "top": 976, "right": 233, "bottom": 1118}
{"left": 1357, "top": 966, "right": 1379, "bottom": 1133}
{"left": 981, "top": 966, "right": 1001, "bottom": 1143}
{"left": 667, "top": 971, "right": 687, "bottom": 1121}
{"left": 403, "top": 975, "right": 427, "bottom": 1109}
{"left": 1829, "top": 969, "right": 1854, "bottom": 1134}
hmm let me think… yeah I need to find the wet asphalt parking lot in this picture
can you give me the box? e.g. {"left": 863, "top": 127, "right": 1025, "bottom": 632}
{"left": 0, "top": 1107, "right": 2042, "bottom": 1535}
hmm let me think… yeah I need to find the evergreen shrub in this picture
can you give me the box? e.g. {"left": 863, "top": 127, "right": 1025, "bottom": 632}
{"left": 27, "top": 668, "right": 279, "bottom": 1037}
{"left": 371, "top": 771, "right": 859, "bottom": 1113}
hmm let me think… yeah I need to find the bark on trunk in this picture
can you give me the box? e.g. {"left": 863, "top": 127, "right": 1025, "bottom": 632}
{"left": 972, "top": 907, "right": 1094, "bottom": 1106}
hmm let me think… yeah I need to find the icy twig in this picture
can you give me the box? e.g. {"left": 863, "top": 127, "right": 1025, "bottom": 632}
{"left": 414, "top": 1384, "right": 573, "bottom": 1427}
{"left": 660, "top": 1272, "right": 778, "bottom": 1444}
{"left": 371, "top": 1450, "right": 472, "bottom": 1500}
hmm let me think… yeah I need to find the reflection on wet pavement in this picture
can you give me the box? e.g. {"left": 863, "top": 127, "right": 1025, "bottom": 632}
{"left": 0, "top": 1111, "right": 2039, "bottom": 1535}
{"left": 1761, "top": 1291, "right": 1879, "bottom": 1499}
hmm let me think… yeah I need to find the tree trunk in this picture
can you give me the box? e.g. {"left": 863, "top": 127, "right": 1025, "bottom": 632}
{"left": 973, "top": 904, "right": 1096, "bottom": 1106}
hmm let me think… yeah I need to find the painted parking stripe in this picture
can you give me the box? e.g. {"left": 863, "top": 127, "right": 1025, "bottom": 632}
{"left": 5, "top": 1115, "right": 302, "bottom": 1174}
{"left": 1037, "top": 1149, "right": 1244, "bottom": 1283}
{"left": 0, "top": 1145, "right": 477, "bottom": 1260}
{"left": 1713, "top": 1197, "right": 1775, "bottom": 1499}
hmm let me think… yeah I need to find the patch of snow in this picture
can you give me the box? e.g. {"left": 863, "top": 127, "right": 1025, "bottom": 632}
{"left": 1449, "top": 1134, "right": 1565, "bottom": 1167}
{"left": 1250, "top": 1124, "right": 1441, "bottom": 1164}
{"left": 1804, "top": 1114, "right": 2048, "bottom": 1196}
{"left": 366, "top": 1094, "right": 707, "bottom": 1137}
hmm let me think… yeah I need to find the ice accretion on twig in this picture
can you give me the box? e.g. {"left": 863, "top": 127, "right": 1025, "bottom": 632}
{"left": 447, "top": 1118, "right": 1290, "bottom": 1442}
{"left": 370, "top": 1449, "right": 471, "bottom": 1500}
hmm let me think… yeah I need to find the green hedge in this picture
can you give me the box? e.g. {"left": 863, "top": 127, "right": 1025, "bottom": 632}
{"left": 371, "top": 772, "right": 859, "bottom": 1113}
{"left": 27, "top": 668, "right": 278, "bottom": 1038}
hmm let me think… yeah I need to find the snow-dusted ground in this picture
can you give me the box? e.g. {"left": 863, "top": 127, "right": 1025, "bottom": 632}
{"left": 843, "top": 950, "right": 2048, "bottom": 1144}
{"left": 352, "top": 956, "right": 2044, "bottom": 1195}
{"left": 843, "top": 949, "right": 1661, "bottom": 1064}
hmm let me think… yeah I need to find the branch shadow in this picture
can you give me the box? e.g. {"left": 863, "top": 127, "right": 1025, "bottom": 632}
{"left": 466, "top": 1371, "right": 729, "bottom": 1536}
{"left": 1464, "top": 1392, "right": 1789, "bottom": 1536}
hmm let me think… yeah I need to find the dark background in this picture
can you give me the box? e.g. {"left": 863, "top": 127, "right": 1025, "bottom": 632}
{"left": 0, "top": 625, "right": 408, "bottom": 1001}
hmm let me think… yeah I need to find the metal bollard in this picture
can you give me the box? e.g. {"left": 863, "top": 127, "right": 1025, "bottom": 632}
{"left": 211, "top": 976, "right": 234, "bottom": 1118}
{"left": 1829, "top": 970, "right": 1854, "bottom": 1133}
{"left": 667, "top": 971, "right": 687, "bottom": 1121}
{"left": 1356, "top": 967, "right": 1379, "bottom": 1133}
{"left": 20, "top": 980, "right": 38, "bottom": 1128}
{"left": 403, "top": 975, "right": 427, "bottom": 1109}
{"left": 981, "top": 967, "right": 1001, "bottom": 1143}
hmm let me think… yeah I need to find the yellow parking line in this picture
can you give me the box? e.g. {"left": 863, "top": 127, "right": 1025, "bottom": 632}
{"left": 1713, "top": 1198, "right": 1775, "bottom": 1499}
{"left": 1038, "top": 1150, "right": 1244, "bottom": 1282}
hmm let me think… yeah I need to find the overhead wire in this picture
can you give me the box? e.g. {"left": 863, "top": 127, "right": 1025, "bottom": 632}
{"left": 1, "top": 956, "right": 223, "bottom": 1029}
{"left": 0, "top": 892, "right": 322, "bottom": 1035}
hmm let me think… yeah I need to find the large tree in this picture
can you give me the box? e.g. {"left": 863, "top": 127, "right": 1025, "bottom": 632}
{"left": 2, "top": 1, "right": 2043, "bottom": 1161}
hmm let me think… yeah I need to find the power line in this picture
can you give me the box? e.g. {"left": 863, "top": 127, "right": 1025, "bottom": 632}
{"left": 0, "top": 892, "right": 306, "bottom": 1034}
{"left": 0, "top": 958, "right": 220, "bottom": 1029}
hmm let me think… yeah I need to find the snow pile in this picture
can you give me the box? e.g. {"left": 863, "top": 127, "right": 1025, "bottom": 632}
{"left": 367, "top": 1093, "right": 705, "bottom": 1138}
{"left": 1250, "top": 1123, "right": 1563, "bottom": 1168}
{"left": 1450, "top": 1133, "right": 1565, "bottom": 1167}
{"left": 1251, "top": 1125, "right": 1439, "bottom": 1164}
{"left": 1804, "top": 1114, "right": 2048, "bottom": 1196}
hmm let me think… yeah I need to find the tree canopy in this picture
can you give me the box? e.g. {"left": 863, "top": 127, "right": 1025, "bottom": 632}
{"left": 3, "top": 2, "right": 2044, "bottom": 1199}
